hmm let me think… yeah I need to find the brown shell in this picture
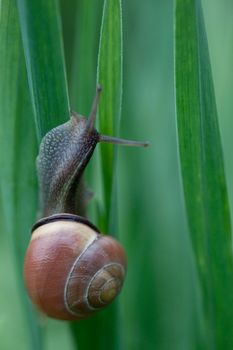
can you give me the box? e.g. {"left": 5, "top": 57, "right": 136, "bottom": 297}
{"left": 24, "top": 219, "right": 126, "bottom": 320}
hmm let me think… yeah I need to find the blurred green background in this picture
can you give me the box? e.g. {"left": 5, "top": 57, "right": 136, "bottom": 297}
{"left": 1, "top": 0, "right": 233, "bottom": 349}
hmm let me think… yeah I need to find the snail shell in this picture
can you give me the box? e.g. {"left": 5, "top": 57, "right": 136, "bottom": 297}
{"left": 24, "top": 214, "right": 126, "bottom": 320}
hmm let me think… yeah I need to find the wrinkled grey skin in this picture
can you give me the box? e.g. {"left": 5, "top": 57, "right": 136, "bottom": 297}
{"left": 37, "top": 114, "right": 99, "bottom": 217}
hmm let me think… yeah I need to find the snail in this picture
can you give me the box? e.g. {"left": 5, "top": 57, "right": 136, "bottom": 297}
{"left": 24, "top": 86, "right": 148, "bottom": 320}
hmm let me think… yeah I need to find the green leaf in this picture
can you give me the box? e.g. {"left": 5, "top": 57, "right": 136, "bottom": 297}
{"left": 67, "top": 1, "right": 123, "bottom": 350}
{"left": 67, "top": 0, "right": 104, "bottom": 234}
{"left": 0, "top": 0, "right": 43, "bottom": 348}
{"left": 16, "top": 0, "right": 70, "bottom": 140}
{"left": 175, "top": 0, "right": 233, "bottom": 347}
{"left": 1, "top": 1, "right": 74, "bottom": 349}
{"left": 97, "top": 0, "right": 123, "bottom": 231}
{"left": 68, "top": 0, "right": 103, "bottom": 114}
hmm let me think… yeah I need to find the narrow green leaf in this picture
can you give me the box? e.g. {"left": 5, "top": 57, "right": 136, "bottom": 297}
{"left": 67, "top": 0, "right": 104, "bottom": 231}
{"left": 0, "top": 0, "right": 43, "bottom": 348}
{"left": 68, "top": 0, "right": 103, "bottom": 114}
{"left": 67, "top": 2, "right": 123, "bottom": 350}
{"left": 59, "top": 0, "right": 79, "bottom": 90}
{"left": 16, "top": 0, "right": 70, "bottom": 140}
{"left": 175, "top": 0, "right": 233, "bottom": 347}
{"left": 97, "top": 0, "right": 123, "bottom": 230}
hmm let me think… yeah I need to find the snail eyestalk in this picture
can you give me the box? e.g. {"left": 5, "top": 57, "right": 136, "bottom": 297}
{"left": 86, "top": 85, "right": 149, "bottom": 148}
{"left": 99, "top": 134, "right": 149, "bottom": 148}
{"left": 87, "top": 84, "right": 102, "bottom": 130}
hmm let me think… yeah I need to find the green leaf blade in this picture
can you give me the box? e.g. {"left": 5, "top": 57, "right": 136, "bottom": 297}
{"left": 16, "top": 0, "right": 70, "bottom": 140}
{"left": 70, "top": 2, "right": 124, "bottom": 350}
{"left": 97, "top": 0, "right": 123, "bottom": 229}
{"left": 68, "top": 0, "right": 103, "bottom": 114}
{"left": 0, "top": 1, "right": 43, "bottom": 348}
{"left": 175, "top": 0, "right": 233, "bottom": 347}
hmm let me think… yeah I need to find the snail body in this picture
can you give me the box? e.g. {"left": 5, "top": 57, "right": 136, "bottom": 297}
{"left": 24, "top": 86, "right": 148, "bottom": 321}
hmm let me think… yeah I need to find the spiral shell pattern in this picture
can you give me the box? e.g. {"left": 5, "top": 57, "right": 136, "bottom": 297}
{"left": 24, "top": 216, "right": 126, "bottom": 320}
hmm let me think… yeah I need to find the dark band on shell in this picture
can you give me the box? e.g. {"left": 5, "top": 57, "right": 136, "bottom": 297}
{"left": 32, "top": 213, "right": 100, "bottom": 234}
